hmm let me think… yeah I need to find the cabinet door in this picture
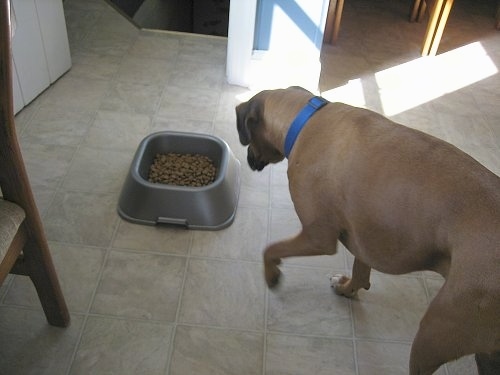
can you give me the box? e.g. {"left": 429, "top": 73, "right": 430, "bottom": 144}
{"left": 11, "top": 0, "right": 50, "bottom": 105}
{"left": 35, "top": 0, "right": 72, "bottom": 83}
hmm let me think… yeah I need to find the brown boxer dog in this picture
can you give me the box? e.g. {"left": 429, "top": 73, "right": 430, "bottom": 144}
{"left": 235, "top": 86, "right": 500, "bottom": 374}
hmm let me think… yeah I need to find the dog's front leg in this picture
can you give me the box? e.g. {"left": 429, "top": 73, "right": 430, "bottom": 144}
{"left": 263, "top": 245, "right": 283, "bottom": 288}
{"left": 331, "top": 257, "right": 371, "bottom": 297}
{"left": 263, "top": 230, "right": 337, "bottom": 288}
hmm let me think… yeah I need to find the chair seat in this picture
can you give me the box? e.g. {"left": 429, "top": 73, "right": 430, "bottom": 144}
{"left": 0, "top": 198, "right": 26, "bottom": 260}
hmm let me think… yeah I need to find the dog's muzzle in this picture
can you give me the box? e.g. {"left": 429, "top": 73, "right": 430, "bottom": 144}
{"left": 247, "top": 149, "right": 268, "bottom": 171}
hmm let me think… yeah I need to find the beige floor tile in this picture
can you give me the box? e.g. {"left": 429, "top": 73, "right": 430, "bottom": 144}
{"left": 64, "top": 52, "right": 122, "bottom": 81}
{"left": 271, "top": 163, "right": 294, "bottom": 209}
{"left": 112, "top": 220, "right": 193, "bottom": 255}
{"left": 116, "top": 56, "right": 176, "bottom": 86}
{"left": 4, "top": 243, "right": 105, "bottom": 313}
{"left": 356, "top": 340, "right": 412, "bottom": 375}
{"left": 459, "top": 144, "right": 500, "bottom": 176}
{"left": 238, "top": 184, "right": 270, "bottom": 208}
{"left": 265, "top": 333, "right": 356, "bottom": 375}
{"left": 352, "top": 274, "right": 428, "bottom": 341}
{"left": 178, "top": 258, "right": 266, "bottom": 330}
{"left": 70, "top": 316, "right": 172, "bottom": 375}
{"left": 31, "top": 185, "right": 57, "bottom": 217}
{"left": 237, "top": 166, "right": 271, "bottom": 208}
{"left": 152, "top": 117, "right": 214, "bottom": 134}
{"left": 213, "top": 119, "right": 245, "bottom": 153}
{"left": 357, "top": 340, "right": 448, "bottom": 374}
{"left": 43, "top": 191, "right": 119, "bottom": 247}
{"left": 83, "top": 110, "right": 152, "bottom": 151}
{"left": 40, "top": 76, "right": 111, "bottom": 112}
{"left": 0, "top": 309, "right": 84, "bottom": 375}
{"left": 215, "top": 85, "right": 250, "bottom": 123}
{"left": 170, "top": 325, "right": 263, "bottom": 375}
{"left": 62, "top": 146, "right": 131, "bottom": 193}
{"left": 128, "top": 33, "right": 181, "bottom": 60}
{"left": 78, "top": 29, "right": 138, "bottom": 58}
{"left": 191, "top": 206, "right": 269, "bottom": 262}
{"left": 269, "top": 207, "right": 301, "bottom": 243}
{"left": 267, "top": 266, "right": 352, "bottom": 337}
{"left": 169, "top": 61, "right": 225, "bottom": 90}
{"left": 437, "top": 112, "right": 496, "bottom": 149}
{"left": 0, "top": 275, "right": 12, "bottom": 300}
{"left": 157, "top": 86, "right": 220, "bottom": 121}
{"left": 21, "top": 106, "right": 94, "bottom": 146}
{"left": 18, "top": 142, "right": 76, "bottom": 191}
{"left": 91, "top": 250, "right": 186, "bottom": 321}
{"left": 13, "top": 98, "right": 40, "bottom": 136}
{"left": 177, "top": 35, "right": 227, "bottom": 66}
{"left": 101, "top": 81, "right": 164, "bottom": 114}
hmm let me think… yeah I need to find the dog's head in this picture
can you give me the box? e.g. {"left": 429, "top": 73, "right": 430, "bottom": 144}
{"left": 235, "top": 91, "right": 285, "bottom": 171}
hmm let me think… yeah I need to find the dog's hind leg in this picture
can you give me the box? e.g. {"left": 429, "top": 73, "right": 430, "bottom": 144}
{"left": 476, "top": 351, "right": 500, "bottom": 375}
{"left": 409, "top": 281, "right": 473, "bottom": 375}
{"left": 330, "top": 257, "right": 371, "bottom": 297}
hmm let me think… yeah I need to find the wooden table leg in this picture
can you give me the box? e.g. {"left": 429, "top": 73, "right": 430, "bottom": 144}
{"left": 421, "top": 0, "right": 454, "bottom": 56}
{"left": 428, "top": 0, "right": 454, "bottom": 55}
{"left": 332, "top": 0, "right": 345, "bottom": 44}
{"left": 410, "top": 0, "right": 426, "bottom": 22}
{"left": 323, "top": 0, "right": 345, "bottom": 45}
{"left": 421, "top": 0, "right": 443, "bottom": 55}
{"left": 323, "top": 0, "right": 336, "bottom": 44}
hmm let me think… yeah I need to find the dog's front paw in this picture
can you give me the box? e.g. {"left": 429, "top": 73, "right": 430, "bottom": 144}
{"left": 265, "top": 267, "right": 282, "bottom": 288}
{"left": 330, "top": 274, "right": 357, "bottom": 298}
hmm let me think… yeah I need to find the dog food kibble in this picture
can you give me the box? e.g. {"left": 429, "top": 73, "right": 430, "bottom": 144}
{"left": 148, "top": 153, "right": 217, "bottom": 187}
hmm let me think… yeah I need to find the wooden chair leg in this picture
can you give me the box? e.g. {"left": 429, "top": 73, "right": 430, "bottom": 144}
{"left": 428, "top": 0, "right": 454, "bottom": 55}
{"left": 410, "top": 0, "right": 423, "bottom": 22}
{"left": 1, "top": 0, "right": 70, "bottom": 328}
{"left": 417, "top": 1, "right": 428, "bottom": 22}
{"left": 421, "top": 0, "right": 444, "bottom": 55}
{"left": 21, "top": 239, "right": 70, "bottom": 327}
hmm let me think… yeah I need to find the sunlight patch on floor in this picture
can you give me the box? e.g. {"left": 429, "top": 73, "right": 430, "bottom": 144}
{"left": 375, "top": 42, "right": 498, "bottom": 116}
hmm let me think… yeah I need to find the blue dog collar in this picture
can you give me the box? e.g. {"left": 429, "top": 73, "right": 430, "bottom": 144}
{"left": 284, "top": 96, "right": 329, "bottom": 158}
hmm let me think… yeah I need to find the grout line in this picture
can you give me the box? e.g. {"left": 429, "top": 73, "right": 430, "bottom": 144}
{"left": 64, "top": 209, "right": 121, "bottom": 375}
{"left": 163, "top": 234, "right": 194, "bottom": 375}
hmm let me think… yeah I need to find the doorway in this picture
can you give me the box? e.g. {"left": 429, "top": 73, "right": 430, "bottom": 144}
{"left": 227, "top": 0, "right": 331, "bottom": 90}
{"left": 108, "top": 0, "right": 230, "bottom": 37}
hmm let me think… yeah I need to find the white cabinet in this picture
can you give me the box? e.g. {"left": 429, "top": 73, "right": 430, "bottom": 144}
{"left": 11, "top": 0, "right": 71, "bottom": 113}
{"left": 11, "top": 58, "right": 24, "bottom": 114}
{"left": 36, "top": 0, "right": 72, "bottom": 82}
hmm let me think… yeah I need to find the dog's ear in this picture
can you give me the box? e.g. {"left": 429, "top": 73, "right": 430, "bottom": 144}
{"left": 236, "top": 99, "right": 260, "bottom": 146}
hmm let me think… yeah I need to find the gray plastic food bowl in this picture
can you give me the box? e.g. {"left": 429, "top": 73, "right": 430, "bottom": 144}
{"left": 118, "top": 131, "right": 241, "bottom": 230}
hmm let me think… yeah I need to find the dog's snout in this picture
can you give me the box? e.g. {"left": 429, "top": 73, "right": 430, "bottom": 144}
{"left": 247, "top": 149, "right": 268, "bottom": 171}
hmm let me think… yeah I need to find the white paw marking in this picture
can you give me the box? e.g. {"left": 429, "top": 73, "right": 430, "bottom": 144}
{"left": 330, "top": 274, "right": 346, "bottom": 288}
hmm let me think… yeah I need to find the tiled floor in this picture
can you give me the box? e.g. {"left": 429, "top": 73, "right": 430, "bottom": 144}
{"left": 1, "top": 0, "right": 499, "bottom": 374}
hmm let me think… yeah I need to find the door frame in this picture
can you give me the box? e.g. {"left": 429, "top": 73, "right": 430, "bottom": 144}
{"left": 226, "top": 0, "right": 258, "bottom": 87}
